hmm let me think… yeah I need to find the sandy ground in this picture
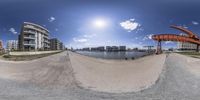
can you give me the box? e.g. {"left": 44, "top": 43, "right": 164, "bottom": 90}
{"left": 0, "top": 51, "right": 200, "bottom": 100}
{"left": 69, "top": 52, "right": 166, "bottom": 93}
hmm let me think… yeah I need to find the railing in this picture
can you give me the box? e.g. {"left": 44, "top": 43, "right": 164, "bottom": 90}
{"left": 24, "top": 31, "right": 36, "bottom": 34}
{"left": 24, "top": 36, "right": 36, "bottom": 39}
{"left": 24, "top": 25, "right": 48, "bottom": 35}
{"left": 24, "top": 41, "right": 36, "bottom": 45}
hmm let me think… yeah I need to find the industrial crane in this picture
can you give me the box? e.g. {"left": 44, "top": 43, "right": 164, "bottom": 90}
{"left": 152, "top": 25, "right": 200, "bottom": 54}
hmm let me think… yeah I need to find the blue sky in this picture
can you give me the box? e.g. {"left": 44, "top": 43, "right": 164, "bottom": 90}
{"left": 1, "top": 0, "right": 200, "bottom": 49}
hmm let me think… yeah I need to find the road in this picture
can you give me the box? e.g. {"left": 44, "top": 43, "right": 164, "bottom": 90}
{"left": 0, "top": 51, "right": 199, "bottom": 100}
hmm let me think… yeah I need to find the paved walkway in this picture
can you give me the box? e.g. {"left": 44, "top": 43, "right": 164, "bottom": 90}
{"left": 0, "top": 51, "right": 199, "bottom": 100}
{"left": 69, "top": 52, "right": 166, "bottom": 93}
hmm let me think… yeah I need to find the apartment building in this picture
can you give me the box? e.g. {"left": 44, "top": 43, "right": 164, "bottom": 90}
{"left": 177, "top": 42, "right": 197, "bottom": 50}
{"left": 50, "top": 38, "right": 60, "bottom": 50}
{"left": 18, "top": 22, "right": 50, "bottom": 51}
{"left": 177, "top": 33, "right": 198, "bottom": 50}
{"left": 119, "top": 46, "right": 126, "bottom": 51}
{"left": 59, "top": 42, "right": 65, "bottom": 50}
{"left": 82, "top": 47, "right": 90, "bottom": 51}
{"left": 0, "top": 40, "right": 3, "bottom": 50}
{"left": 106, "top": 46, "right": 126, "bottom": 51}
{"left": 7, "top": 40, "right": 18, "bottom": 51}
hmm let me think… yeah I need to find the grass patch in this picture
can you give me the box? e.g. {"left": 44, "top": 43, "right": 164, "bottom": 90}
{"left": 190, "top": 56, "right": 200, "bottom": 58}
{"left": 176, "top": 52, "right": 200, "bottom": 59}
{"left": 2, "top": 51, "right": 63, "bottom": 61}
{"left": 0, "top": 53, "right": 5, "bottom": 56}
{"left": 176, "top": 52, "right": 200, "bottom": 55}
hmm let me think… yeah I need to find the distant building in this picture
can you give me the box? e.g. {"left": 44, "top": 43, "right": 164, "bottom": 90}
{"left": 106, "top": 46, "right": 124, "bottom": 51}
{"left": 111, "top": 46, "right": 119, "bottom": 51}
{"left": 59, "top": 42, "right": 64, "bottom": 50}
{"left": 71, "top": 47, "right": 74, "bottom": 51}
{"left": 132, "top": 47, "right": 138, "bottom": 51}
{"left": 177, "top": 33, "right": 198, "bottom": 50}
{"left": 119, "top": 46, "right": 126, "bottom": 51}
{"left": 18, "top": 22, "right": 50, "bottom": 51}
{"left": 7, "top": 40, "right": 18, "bottom": 51}
{"left": 82, "top": 46, "right": 126, "bottom": 52}
{"left": 106, "top": 46, "right": 112, "bottom": 51}
{"left": 50, "top": 38, "right": 60, "bottom": 50}
{"left": 127, "top": 48, "right": 132, "bottom": 51}
{"left": 90, "top": 46, "right": 105, "bottom": 51}
{"left": 82, "top": 47, "right": 90, "bottom": 51}
{"left": 0, "top": 40, "right": 3, "bottom": 50}
{"left": 177, "top": 42, "right": 197, "bottom": 50}
{"left": 97, "top": 46, "right": 105, "bottom": 51}
{"left": 91, "top": 47, "right": 98, "bottom": 51}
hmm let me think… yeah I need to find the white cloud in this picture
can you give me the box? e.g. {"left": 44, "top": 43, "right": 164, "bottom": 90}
{"left": 182, "top": 24, "right": 188, "bottom": 29}
{"left": 192, "top": 21, "right": 199, "bottom": 25}
{"left": 165, "top": 41, "right": 173, "bottom": 44}
{"left": 143, "top": 34, "right": 154, "bottom": 41}
{"left": 139, "top": 42, "right": 143, "bottom": 44}
{"left": 71, "top": 33, "right": 97, "bottom": 47}
{"left": 148, "top": 34, "right": 154, "bottom": 39}
{"left": 48, "top": 16, "right": 55, "bottom": 22}
{"left": 130, "top": 18, "right": 135, "bottom": 21}
{"left": 83, "top": 34, "right": 96, "bottom": 38}
{"left": 73, "top": 38, "right": 88, "bottom": 43}
{"left": 9, "top": 28, "right": 17, "bottom": 34}
{"left": 120, "top": 19, "right": 140, "bottom": 32}
{"left": 143, "top": 37, "right": 148, "bottom": 41}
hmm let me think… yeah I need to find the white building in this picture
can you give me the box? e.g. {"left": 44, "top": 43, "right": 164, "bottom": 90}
{"left": 177, "top": 33, "right": 198, "bottom": 50}
{"left": 7, "top": 40, "right": 18, "bottom": 51}
{"left": 177, "top": 42, "right": 197, "bottom": 50}
{"left": 18, "top": 22, "right": 50, "bottom": 51}
{"left": 0, "top": 40, "right": 3, "bottom": 52}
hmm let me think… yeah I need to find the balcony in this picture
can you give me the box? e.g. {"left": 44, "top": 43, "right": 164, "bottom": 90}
{"left": 44, "top": 45, "right": 50, "bottom": 48}
{"left": 24, "top": 41, "right": 36, "bottom": 46}
{"left": 24, "top": 25, "right": 48, "bottom": 35}
{"left": 24, "top": 35, "right": 35, "bottom": 40}
{"left": 44, "top": 40, "right": 50, "bottom": 43}
{"left": 43, "top": 35, "right": 49, "bottom": 39}
{"left": 24, "top": 30, "right": 36, "bottom": 35}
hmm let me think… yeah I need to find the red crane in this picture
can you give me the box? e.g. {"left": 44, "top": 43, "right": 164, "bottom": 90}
{"left": 152, "top": 25, "right": 200, "bottom": 54}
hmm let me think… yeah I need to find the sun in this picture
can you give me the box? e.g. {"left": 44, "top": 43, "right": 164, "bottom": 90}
{"left": 93, "top": 19, "right": 107, "bottom": 28}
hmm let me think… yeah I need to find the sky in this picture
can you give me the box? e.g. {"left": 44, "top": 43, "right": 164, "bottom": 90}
{"left": 1, "top": 0, "right": 200, "bottom": 49}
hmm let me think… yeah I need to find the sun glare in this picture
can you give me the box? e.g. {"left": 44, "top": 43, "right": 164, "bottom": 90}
{"left": 93, "top": 19, "right": 107, "bottom": 28}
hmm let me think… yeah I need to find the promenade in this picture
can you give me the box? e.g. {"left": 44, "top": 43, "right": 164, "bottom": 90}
{"left": 69, "top": 52, "right": 166, "bottom": 93}
{"left": 0, "top": 51, "right": 199, "bottom": 100}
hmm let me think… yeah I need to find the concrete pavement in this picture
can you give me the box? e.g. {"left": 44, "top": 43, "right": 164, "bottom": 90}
{"left": 0, "top": 51, "right": 200, "bottom": 100}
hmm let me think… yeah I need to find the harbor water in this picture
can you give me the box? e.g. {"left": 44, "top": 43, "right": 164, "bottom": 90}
{"left": 75, "top": 51, "right": 151, "bottom": 59}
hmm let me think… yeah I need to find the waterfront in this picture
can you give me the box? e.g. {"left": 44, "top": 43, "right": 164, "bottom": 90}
{"left": 75, "top": 51, "right": 151, "bottom": 59}
{"left": 1, "top": 51, "right": 200, "bottom": 99}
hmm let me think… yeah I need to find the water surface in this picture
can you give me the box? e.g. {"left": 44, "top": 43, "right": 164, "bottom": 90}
{"left": 75, "top": 51, "right": 150, "bottom": 59}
